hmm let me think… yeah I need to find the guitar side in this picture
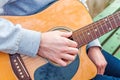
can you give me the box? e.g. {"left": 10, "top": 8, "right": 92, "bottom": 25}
{"left": 0, "top": 0, "right": 97, "bottom": 80}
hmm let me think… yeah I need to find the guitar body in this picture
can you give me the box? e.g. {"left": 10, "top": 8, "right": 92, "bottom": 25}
{"left": 0, "top": 0, "right": 97, "bottom": 80}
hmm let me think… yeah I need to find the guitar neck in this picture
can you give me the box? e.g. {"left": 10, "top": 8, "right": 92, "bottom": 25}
{"left": 72, "top": 11, "right": 120, "bottom": 48}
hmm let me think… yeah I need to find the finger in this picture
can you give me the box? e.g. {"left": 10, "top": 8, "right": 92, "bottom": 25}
{"left": 60, "top": 31, "right": 72, "bottom": 38}
{"left": 64, "top": 38, "right": 78, "bottom": 47}
{"left": 48, "top": 57, "right": 68, "bottom": 67}
{"left": 59, "top": 32, "right": 78, "bottom": 47}
{"left": 97, "top": 67, "right": 105, "bottom": 75}
{"left": 55, "top": 58, "right": 68, "bottom": 66}
{"left": 68, "top": 39, "right": 78, "bottom": 47}
{"left": 100, "top": 66, "right": 105, "bottom": 75}
{"left": 66, "top": 47, "right": 78, "bottom": 55}
{"left": 97, "top": 68, "right": 102, "bottom": 74}
{"left": 61, "top": 53, "right": 76, "bottom": 61}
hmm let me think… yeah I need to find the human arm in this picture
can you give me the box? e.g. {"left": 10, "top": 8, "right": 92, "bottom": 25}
{"left": 87, "top": 46, "right": 107, "bottom": 75}
{"left": 87, "top": 39, "right": 107, "bottom": 75}
{"left": 0, "top": 18, "right": 78, "bottom": 66}
{"left": 0, "top": 18, "right": 40, "bottom": 56}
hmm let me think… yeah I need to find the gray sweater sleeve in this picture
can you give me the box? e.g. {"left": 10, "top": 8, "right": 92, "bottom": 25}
{"left": 0, "top": 0, "right": 41, "bottom": 57}
{"left": 0, "top": 18, "right": 41, "bottom": 56}
{"left": 0, "top": 0, "right": 55, "bottom": 56}
{"left": 86, "top": 39, "right": 102, "bottom": 50}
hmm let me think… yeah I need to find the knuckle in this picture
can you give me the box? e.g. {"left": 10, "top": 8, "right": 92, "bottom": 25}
{"left": 105, "top": 61, "right": 108, "bottom": 65}
{"left": 51, "top": 56, "right": 57, "bottom": 61}
{"left": 97, "top": 64, "right": 102, "bottom": 67}
{"left": 75, "top": 48, "right": 79, "bottom": 53}
{"left": 97, "top": 62, "right": 108, "bottom": 68}
{"left": 105, "top": 62, "right": 108, "bottom": 66}
{"left": 97, "top": 64, "right": 104, "bottom": 67}
{"left": 70, "top": 56, "right": 75, "bottom": 61}
{"left": 72, "top": 56, "right": 76, "bottom": 60}
{"left": 63, "top": 39, "right": 69, "bottom": 45}
{"left": 74, "top": 41, "right": 78, "bottom": 47}
{"left": 61, "top": 48, "right": 68, "bottom": 53}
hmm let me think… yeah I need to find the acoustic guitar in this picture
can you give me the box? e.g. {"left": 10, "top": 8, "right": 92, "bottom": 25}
{"left": 0, "top": 0, "right": 119, "bottom": 80}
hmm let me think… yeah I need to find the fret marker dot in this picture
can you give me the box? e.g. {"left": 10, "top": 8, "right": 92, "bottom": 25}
{"left": 17, "top": 66, "right": 20, "bottom": 69}
{"left": 95, "top": 29, "right": 97, "bottom": 31}
{"left": 14, "top": 59, "right": 17, "bottom": 62}
{"left": 18, "top": 69, "right": 21, "bottom": 72}
{"left": 105, "top": 18, "right": 108, "bottom": 21}
{"left": 21, "top": 75, "right": 24, "bottom": 78}
{"left": 20, "top": 72, "right": 23, "bottom": 75}
{"left": 88, "top": 32, "right": 90, "bottom": 35}
{"left": 109, "top": 28, "right": 111, "bottom": 30}
{"left": 15, "top": 63, "right": 18, "bottom": 65}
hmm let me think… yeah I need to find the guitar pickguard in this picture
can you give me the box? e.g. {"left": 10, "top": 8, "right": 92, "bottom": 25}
{"left": 34, "top": 55, "right": 79, "bottom": 80}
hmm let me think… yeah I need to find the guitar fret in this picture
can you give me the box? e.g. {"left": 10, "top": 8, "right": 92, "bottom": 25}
{"left": 114, "top": 12, "right": 120, "bottom": 26}
{"left": 87, "top": 29, "right": 94, "bottom": 42}
{"left": 96, "top": 22, "right": 101, "bottom": 35}
{"left": 83, "top": 26, "right": 98, "bottom": 44}
{"left": 86, "top": 28, "right": 93, "bottom": 42}
{"left": 86, "top": 29, "right": 93, "bottom": 42}
{"left": 97, "top": 24, "right": 102, "bottom": 36}
{"left": 82, "top": 31, "right": 87, "bottom": 44}
{"left": 101, "top": 19, "right": 109, "bottom": 33}
{"left": 78, "top": 33, "right": 84, "bottom": 47}
{"left": 81, "top": 32, "right": 88, "bottom": 46}
{"left": 98, "top": 20, "right": 106, "bottom": 35}
{"left": 80, "top": 35, "right": 85, "bottom": 46}
{"left": 118, "top": 12, "right": 120, "bottom": 20}
{"left": 89, "top": 29, "right": 94, "bottom": 41}
{"left": 118, "top": 13, "right": 120, "bottom": 25}
{"left": 93, "top": 24, "right": 100, "bottom": 38}
{"left": 100, "top": 20, "right": 105, "bottom": 34}
{"left": 88, "top": 25, "right": 94, "bottom": 39}
{"left": 108, "top": 15, "right": 116, "bottom": 29}
{"left": 84, "top": 30, "right": 89, "bottom": 42}
{"left": 118, "top": 13, "right": 120, "bottom": 22}
{"left": 104, "top": 18, "right": 110, "bottom": 31}
{"left": 106, "top": 16, "right": 113, "bottom": 31}
{"left": 73, "top": 31, "right": 86, "bottom": 47}
{"left": 112, "top": 14, "right": 118, "bottom": 27}
{"left": 90, "top": 25, "right": 98, "bottom": 39}
{"left": 73, "top": 32, "right": 82, "bottom": 47}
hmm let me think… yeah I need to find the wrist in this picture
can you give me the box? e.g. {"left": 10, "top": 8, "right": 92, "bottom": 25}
{"left": 87, "top": 46, "right": 101, "bottom": 54}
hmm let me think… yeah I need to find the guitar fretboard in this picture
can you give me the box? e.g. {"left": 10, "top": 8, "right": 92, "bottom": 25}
{"left": 72, "top": 11, "right": 120, "bottom": 48}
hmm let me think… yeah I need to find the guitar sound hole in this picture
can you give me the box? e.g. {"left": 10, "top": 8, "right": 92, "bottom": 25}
{"left": 49, "top": 26, "right": 72, "bottom": 32}
{"left": 34, "top": 55, "right": 79, "bottom": 80}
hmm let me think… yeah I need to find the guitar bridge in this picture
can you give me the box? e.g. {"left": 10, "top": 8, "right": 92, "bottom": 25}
{"left": 9, "top": 54, "right": 31, "bottom": 80}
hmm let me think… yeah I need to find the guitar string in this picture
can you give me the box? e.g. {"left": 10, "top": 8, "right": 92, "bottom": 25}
{"left": 73, "top": 11, "right": 120, "bottom": 46}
